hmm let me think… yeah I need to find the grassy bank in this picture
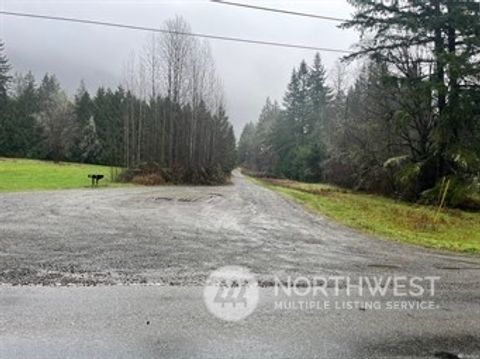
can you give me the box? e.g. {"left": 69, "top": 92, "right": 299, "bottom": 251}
{"left": 0, "top": 158, "right": 122, "bottom": 192}
{"left": 252, "top": 177, "right": 480, "bottom": 254}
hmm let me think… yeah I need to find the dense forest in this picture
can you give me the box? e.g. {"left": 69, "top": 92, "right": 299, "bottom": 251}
{"left": 0, "top": 17, "right": 236, "bottom": 184}
{"left": 239, "top": 0, "right": 480, "bottom": 207}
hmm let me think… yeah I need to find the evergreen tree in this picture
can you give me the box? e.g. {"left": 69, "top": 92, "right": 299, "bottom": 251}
{"left": 277, "top": 68, "right": 304, "bottom": 177}
{"left": 38, "top": 74, "right": 61, "bottom": 108}
{"left": 92, "top": 87, "right": 126, "bottom": 166}
{"left": 238, "top": 122, "right": 256, "bottom": 168}
{"left": 10, "top": 71, "right": 42, "bottom": 157}
{"left": 36, "top": 90, "right": 74, "bottom": 162}
{"left": 272, "top": 58, "right": 329, "bottom": 181}
{"left": 307, "top": 53, "right": 331, "bottom": 136}
{"left": 71, "top": 81, "right": 94, "bottom": 162}
{"left": 74, "top": 81, "right": 93, "bottom": 128}
{"left": 78, "top": 116, "right": 104, "bottom": 164}
{"left": 222, "top": 124, "right": 237, "bottom": 175}
{"left": 285, "top": 61, "right": 310, "bottom": 139}
{"left": 0, "top": 40, "right": 13, "bottom": 156}
{"left": 210, "top": 105, "right": 235, "bottom": 173}
{"left": 253, "top": 98, "right": 281, "bottom": 174}
{"left": 0, "top": 40, "right": 11, "bottom": 103}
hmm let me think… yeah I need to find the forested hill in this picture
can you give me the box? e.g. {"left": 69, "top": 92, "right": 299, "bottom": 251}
{"left": 0, "top": 17, "right": 236, "bottom": 185}
{"left": 239, "top": 0, "right": 480, "bottom": 208}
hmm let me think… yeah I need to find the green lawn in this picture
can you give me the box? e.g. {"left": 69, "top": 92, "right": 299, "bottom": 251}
{"left": 252, "top": 177, "right": 480, "bottom": 254}
{"left": 0, "top": 158, "right": 123, "bottom": 192}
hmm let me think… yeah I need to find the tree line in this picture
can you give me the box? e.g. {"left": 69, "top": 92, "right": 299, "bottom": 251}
{"left": 239, "top": 0, "right": 480, "bottom": 207}
{"left": 0, "top": 16, "right": 236, "bottom": 184}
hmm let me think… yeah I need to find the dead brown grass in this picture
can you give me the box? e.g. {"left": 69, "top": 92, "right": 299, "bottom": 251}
{"left": 132, "top": 173, "right": 166, "bottom": 186}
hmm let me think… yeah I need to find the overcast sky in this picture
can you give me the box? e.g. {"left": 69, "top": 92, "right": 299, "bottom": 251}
{"left": 0, "top": 0, "right": 359, "bottom": 135}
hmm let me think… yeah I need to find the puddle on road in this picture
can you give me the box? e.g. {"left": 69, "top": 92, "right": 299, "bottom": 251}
{"left": 153, "top": 197, "right": 174, "bottom": 202}
{"left": 152, "top": 193, "right": 224, "bottom": 204}
{"left": 367, "top": 264, "right": 401, "bottom": 269}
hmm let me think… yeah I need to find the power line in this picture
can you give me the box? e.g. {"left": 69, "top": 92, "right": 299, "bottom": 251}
{"left": 0, "top": 10, "right": 351, "bottom": 54}
{"left": 210, "top": 0, "right": 347, "bottom": 22}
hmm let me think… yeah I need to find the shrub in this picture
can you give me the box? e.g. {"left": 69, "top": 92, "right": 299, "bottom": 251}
{"left": 132, "top": 173, "right": 166, "bottom": 186}
{"left": 421, "top": 177, "right": 480, "bottom": 209}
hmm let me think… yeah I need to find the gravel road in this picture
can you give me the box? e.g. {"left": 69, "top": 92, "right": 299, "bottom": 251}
{"left": 1, "top": 171, "right": 480, "bottom": 358}
{"left": 1, "top": 170, "right": 480, "bottom": 286}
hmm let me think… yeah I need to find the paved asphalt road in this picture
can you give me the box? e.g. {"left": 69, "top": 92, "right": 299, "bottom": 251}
{"left": 0, "top": 171, "right": 479, "bottom": 358}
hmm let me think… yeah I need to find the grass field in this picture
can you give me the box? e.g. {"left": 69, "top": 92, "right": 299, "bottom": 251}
{"left": 0, "top": 158, "right": 122, "bottom": 192}
{"left": 252, "top": 177, "right": 480, "bottom": 254}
